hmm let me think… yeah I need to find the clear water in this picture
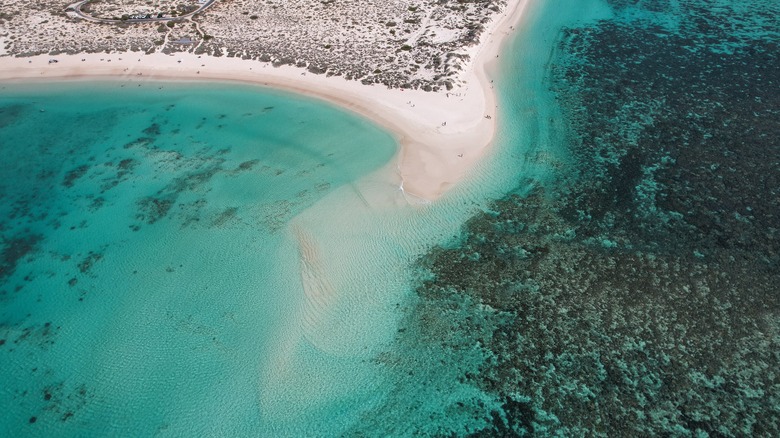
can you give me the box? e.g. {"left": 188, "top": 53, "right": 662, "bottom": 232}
{"left": 10, "top": 0, "right": 770, "bottom": 434}
{"left": 2, "top": 67, "right": 565, "bottom": 433}
{"left": 0, "top": 81, "right": 404, "bottom": 435}
{"left": 0, "top": 49, "right": 582, "bottom": 432}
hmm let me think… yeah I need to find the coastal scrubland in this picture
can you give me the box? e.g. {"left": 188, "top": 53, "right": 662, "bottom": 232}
{"left": 0, "top": 0, "right": 506, "bottom": 90}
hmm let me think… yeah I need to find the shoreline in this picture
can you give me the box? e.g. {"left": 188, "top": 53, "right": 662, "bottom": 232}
{"left": 0, "top": 0, "right": 531, "bottom": 201}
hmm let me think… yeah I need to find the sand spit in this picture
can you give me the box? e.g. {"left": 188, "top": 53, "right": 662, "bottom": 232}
{"left": 0, "top": 0, "right": 532, "bottom": 201}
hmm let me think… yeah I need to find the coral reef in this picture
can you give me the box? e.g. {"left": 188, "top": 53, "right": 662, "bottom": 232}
{"left": 379, "top": 0, "right": 780, "bottom": 434}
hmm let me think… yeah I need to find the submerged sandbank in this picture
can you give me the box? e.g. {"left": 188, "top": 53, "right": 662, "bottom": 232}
{"left": 0, "top": 0, "right": 531, "bottom": 201}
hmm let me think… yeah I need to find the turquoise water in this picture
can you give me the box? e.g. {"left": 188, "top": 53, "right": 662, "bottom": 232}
{"left": 0, "top": 81, "right": 402, "bottom": 435}
{"left": 337, "top": 1, "right": 618, "bottom": 435}
{"left": 0, "top": 2, "right": 605, "bottom": 435}
{"left": 7, "top": 0, "right": 774, "bottom": 434}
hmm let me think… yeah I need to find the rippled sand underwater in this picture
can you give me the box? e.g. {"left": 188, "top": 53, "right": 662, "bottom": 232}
{"left": 0, "top": 72, "right": 557, "bottom": 435}
{"left": 0, "top": 82, "right": 407, "bottom": 435}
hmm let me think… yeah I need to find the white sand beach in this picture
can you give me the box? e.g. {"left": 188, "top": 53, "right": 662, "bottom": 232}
{"left": 0, "top": 0, "right": 532, "bottom": 201}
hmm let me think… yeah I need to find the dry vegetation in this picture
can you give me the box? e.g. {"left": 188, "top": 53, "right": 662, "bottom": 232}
{"left": 82, "top": 0, "right": 201, "bottom": 19}
{"left": 0, "top": 0, "right": 507, "bottom": 90}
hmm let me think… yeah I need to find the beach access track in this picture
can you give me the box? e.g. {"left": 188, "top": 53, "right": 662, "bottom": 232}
{"left": 65, "top": 0, "right": 218, "bottom": 24}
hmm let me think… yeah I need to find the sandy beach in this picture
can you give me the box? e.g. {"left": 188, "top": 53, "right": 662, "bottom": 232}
{"left": 0, "top": 0, "right": 531, "bottom": 201}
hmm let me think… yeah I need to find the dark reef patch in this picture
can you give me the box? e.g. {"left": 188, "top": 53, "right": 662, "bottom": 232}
{"left": 142, "top": 123, "right": 161, "bottom": 137}
{"left": 236, "top": 159, "right": 260, "bottom": 172}
{"left": 117, "top": 158, "right": 137, "bottom": 171}
{"left": 211, "top": 207, "right": 238, "bottom": 228}
{"left": 100, "top": 158, "right": 138, "bottom": 193}
{"left": 6, "top": 321, "right": 61, "bottom": 349}
{"left": 32, "top": 381, "right": 91, "bottom": 424}
{"left": 88, "top": 196, "right": 105, "bottom": 211}
{"left": 137, "top": 195, "right": 176, "bottom": 225}
{"left": 176, "top": 198, "right": 208, "bottom": 229}
{"left": 0, "top": 104, "right": 27, "bottom": 129}
{"left": 123, "top": 137, "right": 154, "bottom": 150}
{"left": 77, "top": 251, "right": 103, "bottom": 274}
{"left": 62, "top": 165, "right": 90, "bottom": 188}
{"left": 1, "top": 234, "right": 43, "bottom": 281}
{"left": 168, "top": 165, "right": 223, "bottom": 194}
{"left": 135, "top": 158, "right": 224, "bottom": 227}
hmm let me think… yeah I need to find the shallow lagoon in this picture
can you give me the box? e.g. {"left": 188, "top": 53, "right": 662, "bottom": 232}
{"left": 0, "top": 81, "right": 404, "bottom": 435}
